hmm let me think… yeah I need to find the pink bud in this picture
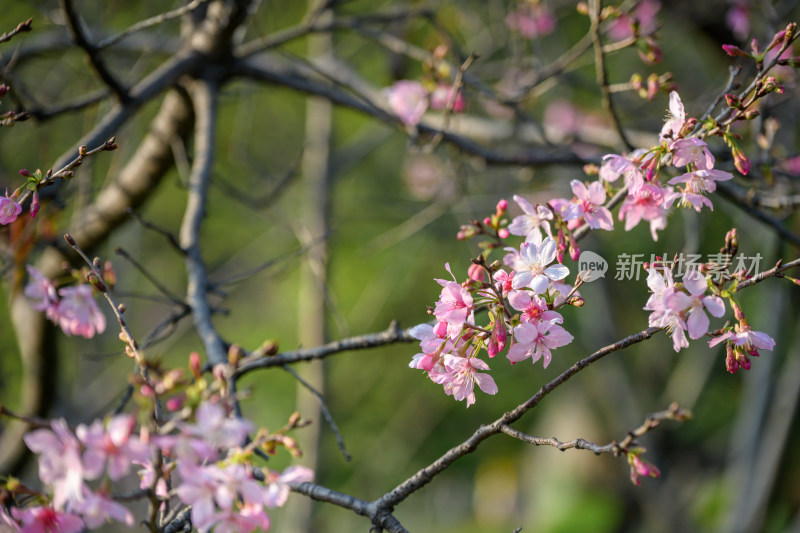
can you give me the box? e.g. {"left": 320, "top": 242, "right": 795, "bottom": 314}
{"left": 467, "top": 263, "right": 485, "bottom": 282}
{"left": 18, "top": 168, "right": 32, "bottom": 177}
{"left": 189, "top": 352, "right": 201, "bottom": 378}
{"left": 30, "top": 191, "right": 39, "bottom": 218}
{"left": 498, "top": 228, "right": 509, "bottom": 239}
{"left": 722, "top": 44, "right": 750, "bottom": 57}
{"left": 483, "top": 217, "right": 492, "bottom": 226}
{"left": 496, "top": 199, "right": 508, "bottom": 212}
{"left": 166, "top": 396, "right": 184, "bottom": 411}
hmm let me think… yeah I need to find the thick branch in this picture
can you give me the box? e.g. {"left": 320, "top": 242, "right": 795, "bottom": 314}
{"left": 180, "top": 77, "right": 227, "bottom": 367}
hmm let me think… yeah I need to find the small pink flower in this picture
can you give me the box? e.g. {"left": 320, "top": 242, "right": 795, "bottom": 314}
{"left": 24, "top": 419, "right": 88, "bottom": 509}
{"left": 565, "top": 180, "right": 614, "bottom": 231}
{"left": 77, "top": 414, "right": 152, "bottom": 481}
{"left": 433, "top": 264, "right": 474, "bottom": 338}
{"left": 263, "top": 465, "right": 314, "bottom": 508}
{"left": 11, "top": 506, "right": 83, "bottom": 533}
{"left": 438, "top": 354, "right": 498, "bottom": 407}
{"left": 725, "top": 2, "right": 750, "bottom": 40}
{"left": 507, "top": 195, "right": 553, "bottom": 244}
{"left": 507, "top": 321, "right": 573, "bottom": 368}
{"left": 505, "top": 4, "right": 556, "bottom": 39}
{"left": 666, "top": 271, "right": 725, "bottom": 339}
{"left": 383, "top": 80, "right": 429, "bottom": 126}
{"left": 72, "top": 487, "right": 134, "bottom": 528}
{"left": 0, "top": 191, "right": 22, "bottom": 225}
{"left": 486, "top": 317, "right": 508, "bottom": 358}
{"left": 628, "top": 452, "right": 661, "bottom": 485}
{"left": 643, "top": 268, "right": 689, "bottom": 352}
{"left": 24, "top": 266, "right": 59, "bottom": 319}
{"left": 507, "top": 290, "right": 563, "bottom": 325}
{"left": 510, "top": 237, "right": 570, "bottom": 293}
{"left": 659, "top": 91, "right": 686, "bottom": 142}
{"left": 671, "top": 138, "right": 714, "bottom": 169}
{"left": 607, "top": 0, "right": 660, "bottom": 40}
{"left": 429, "top": 83, "right": 465, "bottom": 112}
{"left": 55, "top": 285, "right": 106, "bottom": 338}
{"left": 667, "top": 168, "right": 732, "bottom": 212}
{"left": 618, "top": 183, "right": 671, "bottom": 241}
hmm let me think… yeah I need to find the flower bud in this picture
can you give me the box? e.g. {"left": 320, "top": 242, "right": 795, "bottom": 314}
{"left": 725, "top": 93, "right": 742, "bottom": 108}
{"left": 498, "top": 228, "right": 509, "bottom": 239}
{"left": 467, "top": 263, "right": 485, "bottom": 282}
{"left": 722, "top": 44, "right": 750, "bottom": 57}
{"left": 496, "top": 199, "right": 508, "bottom": 213}
{"left": 189, "top": 352, "right": 202, "bottom": 378}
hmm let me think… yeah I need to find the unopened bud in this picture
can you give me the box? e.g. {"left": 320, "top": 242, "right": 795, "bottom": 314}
{"left": 117, "top": 303, "right": 127, "bottom": 314}
{"left": 742, "top": 109, "right": 760, "bottom": 120}
{"left": 725, "top": 93, "right": 742, "bottom": 108}
{"left": 64, "top": 233, "right": 76, "bottom": 245}
{"left": 261, "top": 340, "right": 279, "bottom": 356}
{"left": 288, "top": 411, "right": 302, "bottom": 427}
{"left": 722, "top": 44, "right": 750, "bottom": 58}
{"left": 0, "top": 85, "right": 7, "bottom": 98}
{"left": 498, "top": 228, "right": 509, "bottom": 239}
{"left": 78, "top": 145, "right": 88, "bottom": 157}
{"left": 189, "top": 352, "right": 202, "bottom": 378}
{"left": 569, "top": 296, "right": 585, "bottom": 307}
{"left": 496, "top": 199, "right": 508, "bottom": 213}
{"left": 228, "top": 344, "right": 243, "bottom": 368}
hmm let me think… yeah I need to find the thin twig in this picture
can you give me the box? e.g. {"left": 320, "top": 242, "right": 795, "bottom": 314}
{"left": 61, "top": 0, "right": 128, "bottom": 101}
{"left": 234, "top": 321, "right": 416, "bottom": 376}
{"left": 0, "top": 18, "right": 32, "bottom": 45}
{"left": 281, "top": 365, "right": 352, "bottom": 461}
{"left": 97, "top": 0, "right": 210, "bottom": 50}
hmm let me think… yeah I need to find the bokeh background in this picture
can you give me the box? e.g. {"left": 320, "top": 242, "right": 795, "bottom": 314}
{"left": 1, "top": 1, "right": 799, "bottom": 532}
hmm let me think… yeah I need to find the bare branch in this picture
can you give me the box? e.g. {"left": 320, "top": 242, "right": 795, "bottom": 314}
{"left": 97, "top": 0, "right": 211, "bottom": 50}
{"left": 180, "top": 77, "right": 227, "bottom": 367}
{"left": 234, "top": 321, "right": 416, "bottom": 376}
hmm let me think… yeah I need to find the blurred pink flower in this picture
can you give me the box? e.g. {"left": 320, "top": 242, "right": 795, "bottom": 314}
{"left": 24, "top": 266, "right": 59, "bottom": 319}
{"left": 429, "top": 83, "right": 465, "bottom": 112}
{"left": 607, "top": 0, "right": 660, "bottom": 40}
{"left": 11, "top": 506, "right": 83, "bottom": 533}
{"left": 24, "top": 419, "right": 88, "bottom": 509}
{"left": 438, "top": 354, "right": 498, "bottom": 407}
{"left": 77, "top": 414, "right": 152, "bottom": 481}
{"left": 725, "top": 3, "right": 750, "bottom": 40}
{"left": 55, "top": 285, "right": 106, "bottom": 338}
{"left": 0, "top": 191, "right": 22, "bottom": 225}
{"left": 263, "top": 466, "right": 314, "bottom": 508}
{"left": 505, "top": 4, "right": 556, "bottom": 39}
{"left": 383, "top": 80, "right": 428, "bottom": 125}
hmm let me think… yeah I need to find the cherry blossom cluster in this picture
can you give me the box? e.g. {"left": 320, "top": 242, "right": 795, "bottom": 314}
{"left": 409, "top": 25, "right": 800, "bottom": 404}
{"left": 1, "top": 367, "right": 313, "bottom": 533}
{"left": 23, "top": 265, "right": 106, "bottom": 339}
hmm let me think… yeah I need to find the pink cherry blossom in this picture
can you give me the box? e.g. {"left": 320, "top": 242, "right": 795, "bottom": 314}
{"left": 429, "top": 83, "right": 465, "bottom": 112}
{"left": 72, "top": 487, "right": 134, "bottom": 529}
{"left": 510, "top": 237, "right": 569, "bottom": 293}
{"left": 506, "top": 321, "right": 573, "bottom": 368}
{"left": 667, "top": 168, "right": 732, "bottom": 212}
{"left": 76, "top": 414, "right": 152, "bottom": 481}
{"left": 263, "top": 466, "right": 314, "bottom": 508}
{"left": 507, "top": 195, "right": 553, "bottom": 244}
{"left": 643, "top": 268, "right": 689, "bottom": 351}
{"left": 618, "top": 182, "right": 672, "bottom": 241}
{"left": 565, "top": 179, "right": 614, "bottom": 231}
{"left": 176, "top": 462, "right": 224, "bottom": 532}
{"left": 10, "top": 506, "right": 83, "bottom": 533}
{"left": 408, "top": 323, "right": 449, "bottom": 371}
{"left": 24, "top": 266, "right": 58, "bottom": 319}
{"left": 437, "top": 354, "right": 498, "bottom": 407}
{"left": 383, "top": 80, "right": 429, "bottom": 126}
{"left": 0, "top": 192, "right": 22, "bottom": 225}
{"left": 23, "top": 419, "right": 88, "bottom": 509}
{"left": 207, "top": 503, "right": 271, "bottom": 533}
{"left": 179, "top": 401, "right": 254, "bottom": 454}
{"left": 659, "top": 91, "right": 686, "bottom": 142}
{"left": 507, "top": 290, "right": 563, "bottom": 325}
{"left": 607, "top": 0, "right": 660, "bottom": 40}
{"left": 725, "top": 2, "right": 750, "bottom": 40}
{"left": 55, "top": 285, "right": 106, "bottom": 338}
{"left": 505, "top": 4, "right": 556, "bottom": 39}
{"left": 433, "top": 264, "right": 474, "bottom": 338}
{"left": 708, "top": 325, "right": 776, "bottom": 355}
{"left": 666, "top": 271, "right": 725, "bottom": 339}
{"left": 671, "top": 138, "right": 714, "bottom": 169}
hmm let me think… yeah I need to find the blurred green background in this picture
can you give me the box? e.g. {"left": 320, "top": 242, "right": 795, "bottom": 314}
{"left": 1, "top": 1, "right": 799, "bottom": 532}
